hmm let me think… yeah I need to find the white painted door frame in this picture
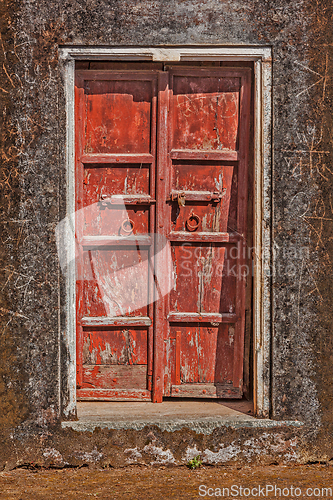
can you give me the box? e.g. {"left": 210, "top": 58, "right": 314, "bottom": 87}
{"left": 59, "top": 45, "right": 272, "bottom": 419}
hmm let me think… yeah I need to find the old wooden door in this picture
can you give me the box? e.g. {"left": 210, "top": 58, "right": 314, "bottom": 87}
{"left": 75, "top": 66, "right": 251, "bottom": 402}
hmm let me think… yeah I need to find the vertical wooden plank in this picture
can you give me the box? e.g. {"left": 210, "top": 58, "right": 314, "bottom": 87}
{"left": 175, "top": 330, "right": 181, "bottom": 385}
{"left": 164, "top": 70, "right": 175, "bottom": 397}
{"left": 233, "top": 69, "right": 251, "bottom": 388}
{"left": 75, "top": 76, "right": 85, "bottom": 388}
{"left": 237, "top": 70, "right": 252, "bottom": 236}
{"left": 153, "top": 71, "right": 169, "bottom": 402}
{"left": 147, "top": 77, "right": 158, "bottom": 392}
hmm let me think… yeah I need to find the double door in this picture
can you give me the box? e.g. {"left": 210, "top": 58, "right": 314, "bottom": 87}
{"left": 75, "top": 66, "right": 251, "bottom": 402}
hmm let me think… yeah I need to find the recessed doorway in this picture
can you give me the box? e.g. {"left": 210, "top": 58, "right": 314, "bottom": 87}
{"left": 74, "top": 62, "right": 252, "bottom": 403}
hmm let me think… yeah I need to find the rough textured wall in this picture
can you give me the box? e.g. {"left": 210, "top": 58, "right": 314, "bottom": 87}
{"left": 0, "top": 0, "right": 332, "bottom": 466}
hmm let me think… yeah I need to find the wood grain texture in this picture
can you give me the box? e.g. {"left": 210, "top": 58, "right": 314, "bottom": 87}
{"left": 170, "top": 384, "right": 242, "bottom": 398}
{"left": 82, "top": 328, "right": 148, "bottom": 365}
{"left": 77, "top": 389, "right": 151, "bottom": 401}
{"left": 82, "top": 364, "right": 147, "bottom": 389}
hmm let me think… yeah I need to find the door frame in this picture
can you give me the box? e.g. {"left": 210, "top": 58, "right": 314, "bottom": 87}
{"left": 59, "top": 45, "right": 272, "bottom": 419}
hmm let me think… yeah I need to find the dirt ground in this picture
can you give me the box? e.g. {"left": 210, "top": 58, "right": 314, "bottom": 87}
{"left": 0, "top": 464, "right": 333, "bottom": 499}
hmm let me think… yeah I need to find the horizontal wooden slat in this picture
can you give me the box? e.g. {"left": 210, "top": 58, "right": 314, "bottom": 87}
{"left": 169, "top": 190, "right": 222, "bottom": 202}
{"left": 170, "top": 384, "right": 242, "bottom": 398}
{"left": 170, "top": 149, "right": 238, "bottom": 161}
{"left": 81, "top": 235, "right": 152, "bottom": 247}
{"left": 80, "top": 316, "right": 152, "bottom": 327}
{"left": 82, "top": 153, "right": 154, "bottom": 164}
{"left": 168, "top": 312, "right": 222, "bottom": 323}
{"left": 77, "top": 388, "right": 151, "bottom": 401}
{"left": 168, "top": 231, "right": 240, "bottom": 243}
{"left": 77, "top": 70, "right": 158, "bottom": 80}
{"left": 99, "top": 194, "right": 155, "bottom": 205}
{"left": 82, "top": 365, "right": 147, "bottom": 389}
{"left": 168, "top": 67, "right": 246, "bottom": 78}
{"left": 168, "top": 312, "right": 237, "bottom": 323}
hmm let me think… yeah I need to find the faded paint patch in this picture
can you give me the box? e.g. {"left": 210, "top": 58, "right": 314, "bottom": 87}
{"left": 182, "top": 445, "right": 202, "bottom": 463}
{"left": 180, "top": 434, "right": 299, "bottom": 465}
{"left": 143, "top": 444, "right": 176, "bottom": 465}
{"left": 202, "top": 442, "right": 242, "bottom": 464}
{"left": 71, "top": 449, "right": 104, "bottom": 463}
{"left": 42, "top": 448, "right": 67, "bottom": 466}
{"left": 124, "top": 447, "right": 143, "bottom": 463}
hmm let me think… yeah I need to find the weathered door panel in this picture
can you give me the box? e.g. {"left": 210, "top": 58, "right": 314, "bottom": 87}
{"left": 171, "top": 76, "right": 240, "bottom": 151}
{"left": 82, "top": 365, "right": 148, "bottom": 390}
{"left": 169, "top": 325, "right": 218, "bottom": 383}
{"left": 75, "top": 71, "right": 158, "bottom": 401}
{"left": 83, "top": 165, "right": 150, "bottom": 236}
{"left": 82, "top": 248, "right": 149, "bottom": 317}
{"left": 84, "top": 78, "right": 153, "bottom": 154}
{"left": 167, "top": 323, "right": 241, "bottom": 397}
{"left": 163, "top": 67, "right": 251, "bottom": 398}
{"left": 170, "top": 244, "right": 225, "bottom": 314}
{"left": 82, "top": 328, "right": 148, "bottom": 365}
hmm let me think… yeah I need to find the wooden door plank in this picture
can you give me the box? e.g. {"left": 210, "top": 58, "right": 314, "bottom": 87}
{"left": 170, "top": 150, "right": 238, "bottom": 161}
{"left": 153, "top": 71, "right": 169, "bottom": 402}
{"left": 82, "top": 328, "right": 148, "bottom": 365}
{"left": 75, "top": 75, "right": 86, "bottom": 388}
{"left": 167, "top": 312, "right": 237, "bottom": 323}
{"left": 76, "top": 69, "right": 160, "bottom": 80}
{"left": 233, "top": 69, "right": 251, "bottom": 389}
{"left": 77, "top": 388, "right": 151, "bottom": 401}
{"left": 80, "top": 316, "right": 152, "bottom": 327}
{"left": 171, "top": 384, "right": 242, "bottom": 398}
{"left": 147, "top": 77, "right": 158, "bottom": 393}
{"left": 81, "top": 235, "right": 152, "bottom": 247}
{"left": 167, "top": 232, "right": 239, "bottom": 242}
{"left": 82, "top": 153, "right": 154, "bottom": 163}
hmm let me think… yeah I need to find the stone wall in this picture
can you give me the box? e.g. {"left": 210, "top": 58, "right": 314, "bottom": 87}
{"left": 0, "top": 0, "right": 332, "bottom": 467}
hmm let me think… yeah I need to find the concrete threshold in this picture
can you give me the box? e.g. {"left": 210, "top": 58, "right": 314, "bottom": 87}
{"left": 61, "top": 401, "right": 304, "bottom": 435}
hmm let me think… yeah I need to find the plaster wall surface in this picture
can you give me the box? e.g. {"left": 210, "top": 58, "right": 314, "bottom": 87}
{"left": 0, "top": 0, "right": 332, "bottom": 467}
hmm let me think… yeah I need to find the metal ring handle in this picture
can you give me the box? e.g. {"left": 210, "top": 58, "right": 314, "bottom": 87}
{"left": 186, "top": 212, "right": 200, "bottom": 232}
{"left": 121, "top": 218, "right": 134, "bottom": 234}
